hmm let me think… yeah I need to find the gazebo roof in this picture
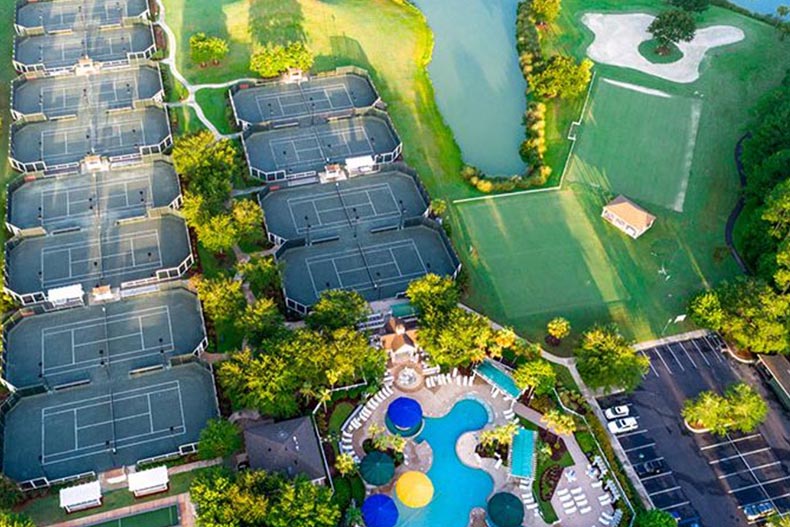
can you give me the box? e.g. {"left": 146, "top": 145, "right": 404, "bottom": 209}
{"left": 387, "top": 397, "right": 423, "bottom": 429}
{"left": 487, "top": 492, "right": 525, "bottom": 527}
{"left": 361, "top": 494, "right": 399, "bottom": 527}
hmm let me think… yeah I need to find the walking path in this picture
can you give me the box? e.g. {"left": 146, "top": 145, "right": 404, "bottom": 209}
{"left": 154, "top": 0, "right": 256, "bottom": 139}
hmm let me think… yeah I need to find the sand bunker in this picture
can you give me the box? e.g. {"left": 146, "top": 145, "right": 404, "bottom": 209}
{"left": 583, "top": 13, "right": 744, "bottom": 83}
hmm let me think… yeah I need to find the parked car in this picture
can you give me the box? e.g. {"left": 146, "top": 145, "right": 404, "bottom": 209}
{"left": 604, "top": 405, "right": 630, "bottom": 420}
{"left": 607, "top": 417, "right": 638, "bottom": 434}
{"left": 743, "top": 502, "right": 775, "bottom": 522}
{"left": 636, "top": 459, "right": 665, "bottom": 477}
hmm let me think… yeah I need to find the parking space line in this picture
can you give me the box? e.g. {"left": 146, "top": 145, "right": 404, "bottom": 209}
{"left": 661, "top": 501, "right": 690, "bottom": 510}
{"left": 625, "top": 442, "right": 655, "bottom": 453}
{"left": 663, "top": 345, "right": 686, "bottom": 372}
{"left": 703, "top": 335, "right": 725, "bottom": 362}
{"left": 701, "top": 434, "right": 761, "bottom": 450}
{"left": 642, "top": 472, "right": 674, "bottom": 482}
{"left": 741, "top": 492, "right": 790, "bottom": 510}
{"left": 719, "top": 461, "right": 781, "bottom": 479}
{"left": 650, "top": 486, "right": 682, "bottom": 496}
{"left": 728, "top": 475, "right": 790, "bottom": 494}
{"left": 675, "top": 342, "right": 698, "bottom": 369}
{"left": 618, "top": 429, "right": 647, "bottom": 439}
{"left": 641, "top": 351, "right": 659, "bottom": 377}
{"left": 652, "top": 348, "right": 674, "bottom": 374}
{"left": 690, "top": 339, "right": 711, "bottom": 366}
{"left": 710, "top": 448, "right": 772, "bottom": 464}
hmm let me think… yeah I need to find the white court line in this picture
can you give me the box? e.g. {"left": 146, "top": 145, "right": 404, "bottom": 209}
{"left": 701, "top": 434, "right": 762, "bottom": 450}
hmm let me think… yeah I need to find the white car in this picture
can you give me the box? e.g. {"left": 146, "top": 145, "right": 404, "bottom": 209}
{"left": 604, "top": 405, "right": 630, "bottom": 420}
{"left": 607, "top": 417, "right": 638, "bottom": 434}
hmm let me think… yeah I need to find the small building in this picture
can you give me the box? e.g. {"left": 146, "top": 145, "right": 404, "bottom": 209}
{"left": 59, "top": 481, "right": 102, "bottom": 513}
{"left": 128, "top": 466, "right": 170, "bottom": 498}
{"left": 381, "top": 317, "right": 419, "bottom": 360}
{"left": 244, "top": 417, "right": 328, "bottom": 484}
{"left": 759, "top": 354, "right": 790, "bottom": 410}
{"left": 601, "top": 195, "right": 656, "bottom": 239}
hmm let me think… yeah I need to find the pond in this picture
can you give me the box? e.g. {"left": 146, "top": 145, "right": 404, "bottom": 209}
{"left": 729, "top": 0, "right": 786, "bottom": 15}
{"left": 413, "top": 0, "right": 527, "bottom": 176}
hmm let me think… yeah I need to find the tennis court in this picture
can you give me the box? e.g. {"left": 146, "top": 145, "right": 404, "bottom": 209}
{"left": 13, "top": 65, "right": 163, "bottom": 120}
{"left": 2, "top": 362, "right": 218, "bottom": 483}
{"left": 14, "top": 25, "right": 154, "bottom": 71}
{"left": 16, "top": 0, "right": 149, "bottom": 34}
{"left": 88, "top": 505, "right": 179, "bottom": 527}
{"left": 244, "top": 114, "right": 400, "bottom": 177}
{"left": 232, "top": 73, "right": 378, "bottom": 125}
{"left": 8, "top": 161, "right": 181, "bottom": 232}
{"left": 262, "top": 170, "right": 427, "bottom": 241}
{"left": 10, "top": 107, "right": 170, "bottom": 169}
{"left": 280, "top": 224, "right": 457, "bottom": 306}
{"left": 2, "top": 288, "right": 204, "bottom": 389}
{"left": 5, "top": 215, "right": 191, "bottom": 298}
{"left": 567, "top": 78, "right": 703, "bottom": 213}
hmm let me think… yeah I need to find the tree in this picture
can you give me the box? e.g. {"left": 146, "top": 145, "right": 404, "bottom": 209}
{"left": 635, "top": 509, "right": 679, "bottom": 527}
{"left": 192, "top": 275, "right": 247, "bottom": 325}
{"left": 198, "top": 419, "right": 242, "bottom": 460}
{"left": 530, "top": 55, "right": 593, "bottom": 99}
{"left": 0, "top": 474, "right": 22, "bottom": 510}
{"left": 285, "top": 42, "right": 315, "bottom": 71}
{"left": 198, "top": 213, "right": 239, "bottom": 254}
{"left": 231, "top": 199, "right": 264, "bottom": 242}
{"left": 306, "top": 289, "right": 369, "bottom": 331}
{"left": 688, "top": 290, "right": 725, "bottom": 330}
{"left": 648, "top": 9, "right": 696, "bottom": 54}
{"left": 479, "top": 422, "right": 519, "bottom": 448}
{"left": 335, "top": 453, "right": 357, "bottom": 477}
{"left": 668, "top": 0, "right": 710, "bottom": 12}
{"left": 540, "top": 409, "right": 576, "bottom": 436}
{"left": 576, "top": 325, "right": 649, "bottom": 393}
{"left": 546, "top": 316, "right": 571, "bottom": 342}
{"left": 0, "top": 511, "right": 35, "bottom": 527}
{"left": 682, "top": 383, "right": 767, "bottom": 436}
{"left": 238, "top": 256, "right": 282, "bottom": 298}
{"left": 513, "top": 359, "right": 557, "bottom": 396}
{"left": 265, "top": 476, "right": 340, "bottom": 527}
{"left": 430, "top": 198, "right": 447, "bottom": 217}
{"left": 240, "top": 298, "right": 285, "bottom": 346}
{"left": 530, "top": 0, "right": 562, "bottom": 23}
{"left": 173, "top": 132, "right": 239, "bottom": 214}
{"left": 190, "top": 33, "right": 229, "bottom": 66}
{"left": 250, "top": 42, "right": 314, "bottom": 78}
{"left": 768, "top": 513, "right": 790, "bottom": 527}
{"left": 406, "top": 274, "right": 460, "bottom": 322}
{"left": 763, "top": 179, "right": 790, "bottom": 239}
{"left": 420, "top": 307, "right": 495, "bottom": 368}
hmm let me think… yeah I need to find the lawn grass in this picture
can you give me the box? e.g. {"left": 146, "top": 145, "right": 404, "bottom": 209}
{"left": 0, "top": 1, "right": 21, "bottom": 250}
{"left": 19, "top": 468, "right": 211, "bottom": 526}
{"left": 328, "top": 402, "right": 354, "bottom": 435}
{"left": 194, "top": 88, "right": 237, "bottom": 135}
{"left": 160, "top": 0, "right": 470, "bottom": 199}
{"left": 638, "top": 39, "right": 683, "bottom": 63}
{"left": 453, "top": 0, "right": 790, "bottom": 349}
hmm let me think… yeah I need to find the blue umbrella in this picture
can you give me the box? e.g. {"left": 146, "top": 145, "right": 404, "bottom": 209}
{"left": 362, "top": 494, "right": 399, "bottom": 527}
{"left": 387, "top": 397, "right": 423, "bottom": 430}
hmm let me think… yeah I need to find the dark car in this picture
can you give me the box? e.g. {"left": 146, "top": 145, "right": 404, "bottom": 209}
{"left": 636, "top": 459, "right": 666, "bottom": 477}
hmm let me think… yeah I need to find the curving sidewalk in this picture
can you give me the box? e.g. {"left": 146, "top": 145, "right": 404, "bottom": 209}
{"left": 154, "top": 0, "right": 258, "bottom": 139}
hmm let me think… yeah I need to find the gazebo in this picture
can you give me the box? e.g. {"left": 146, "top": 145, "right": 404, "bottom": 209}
{"left": 395, "top": 471, "right": 434, "bottom": 508}
{"left": 361, "top": 494, "right": 399, "bottom": 527}
{"left": 386, "top": 397, "right": 423, "bottom": 436}
{"left": 487, "top": 492, "right": 525, "bottom": 527}
{"left": 360, "top": 451, "right": 395, "bottom": 486}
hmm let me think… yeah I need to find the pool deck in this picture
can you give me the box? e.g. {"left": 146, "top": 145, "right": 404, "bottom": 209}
{"left": 347, "top": 358, "right": 617, "bottom": 527}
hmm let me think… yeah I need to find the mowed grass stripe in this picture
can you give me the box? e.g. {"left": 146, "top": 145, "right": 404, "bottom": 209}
{"left": 88, "top": 505, "right": 179, "bottom": 527}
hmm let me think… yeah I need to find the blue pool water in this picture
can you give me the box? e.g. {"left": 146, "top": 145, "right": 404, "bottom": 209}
{"left": 511, "top": 428, "right": 536, "bottom": 479}
{"left": 729, "top": 0, "right": 786, "bottom": 15}
{"left": 396, "top": 398, "right": 494, "bottom": 527}
{"left": 476, "top": 359, "right": 522, "bottom": 398}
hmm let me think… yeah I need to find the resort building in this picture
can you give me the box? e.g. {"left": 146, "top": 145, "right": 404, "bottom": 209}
{"left": 381, "top": 317, "right": 420, "bottom": 360}
{"left": 244, "top": 417, "right": 329, "bottom": 485}
{"left": 759, "top": 354, "right": 790, "bottom": 410}
{"left": 601, "top": 195, "right": 656, "bottom": 240}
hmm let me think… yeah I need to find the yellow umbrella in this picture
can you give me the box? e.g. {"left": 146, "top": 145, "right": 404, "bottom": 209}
{"left": 396, "top": 471, "right": 434, "bottom": 508}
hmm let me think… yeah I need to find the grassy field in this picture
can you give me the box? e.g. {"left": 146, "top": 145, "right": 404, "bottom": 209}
{"left": 452, "top": 0, "right": 790, "bottom": 351}
{"left": 0, "top": 2, "right": 20, "bottom": 249}
{"left": 160, "top": 0, "right": 470, "bottom": 198}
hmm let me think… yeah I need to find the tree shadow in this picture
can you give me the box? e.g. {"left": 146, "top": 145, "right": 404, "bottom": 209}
{"left": 249, "top": 0, "right": 306, "bottom": 45}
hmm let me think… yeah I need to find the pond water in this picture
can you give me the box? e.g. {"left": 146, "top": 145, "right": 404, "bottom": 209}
{"left": 729, "top": 0, "right": 786, "bottom": 15}
{"left": 413, "top": 0, "right": 527, "bottom": 176}
{"left": 395, "top": 398, "right": 493, "bottom": 527}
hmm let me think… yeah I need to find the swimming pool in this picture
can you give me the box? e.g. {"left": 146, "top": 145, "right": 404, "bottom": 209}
{"left": 395, "top": 398, "right": 494, "bottom": 526}
{"left": 476, "top": 359, "right": 522, "bottom": 399}
{"left": 511, "top": 427, "right": 537, "bottom": 479}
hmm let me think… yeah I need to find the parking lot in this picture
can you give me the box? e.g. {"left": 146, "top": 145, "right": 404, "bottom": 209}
{"left": 600, "top": 334, "right": 790, "bottom": 526}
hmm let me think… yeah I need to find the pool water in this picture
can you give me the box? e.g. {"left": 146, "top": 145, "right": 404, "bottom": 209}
{"left": 412, "top": 0, "right": 527, "bottom": 176}
{"left": 395, "top": 398, "right": 494, "bottom": 526}
{"left": 476, "top": 359, "right": 522, "bottom": 399}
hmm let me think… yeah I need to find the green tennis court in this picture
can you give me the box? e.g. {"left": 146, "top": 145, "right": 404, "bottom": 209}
{"left": 88, "top": 505, "right": 179, "bottom": 527}
{"left": 567, "top": 77, "right": 703, "bottom": 212}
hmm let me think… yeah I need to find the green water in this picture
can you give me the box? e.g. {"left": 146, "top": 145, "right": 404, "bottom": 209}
{"left": 414, "top": 0, "right": 527, "bottom": 176}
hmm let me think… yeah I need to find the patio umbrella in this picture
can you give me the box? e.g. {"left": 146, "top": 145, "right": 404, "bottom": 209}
{"left": 361, "top": 494, "right": 399, "bottom": 527}
{"left": 487, "top": 492, "right": 525, "bottom": 527}
{"left": 395, "top": 471, "right": 433, "bottom": 508}
{"left": 387, "top": 397, "right": 423, "bottom": 430}
{"left": 360, "top": 451, "right": 395, "bottom": 486}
